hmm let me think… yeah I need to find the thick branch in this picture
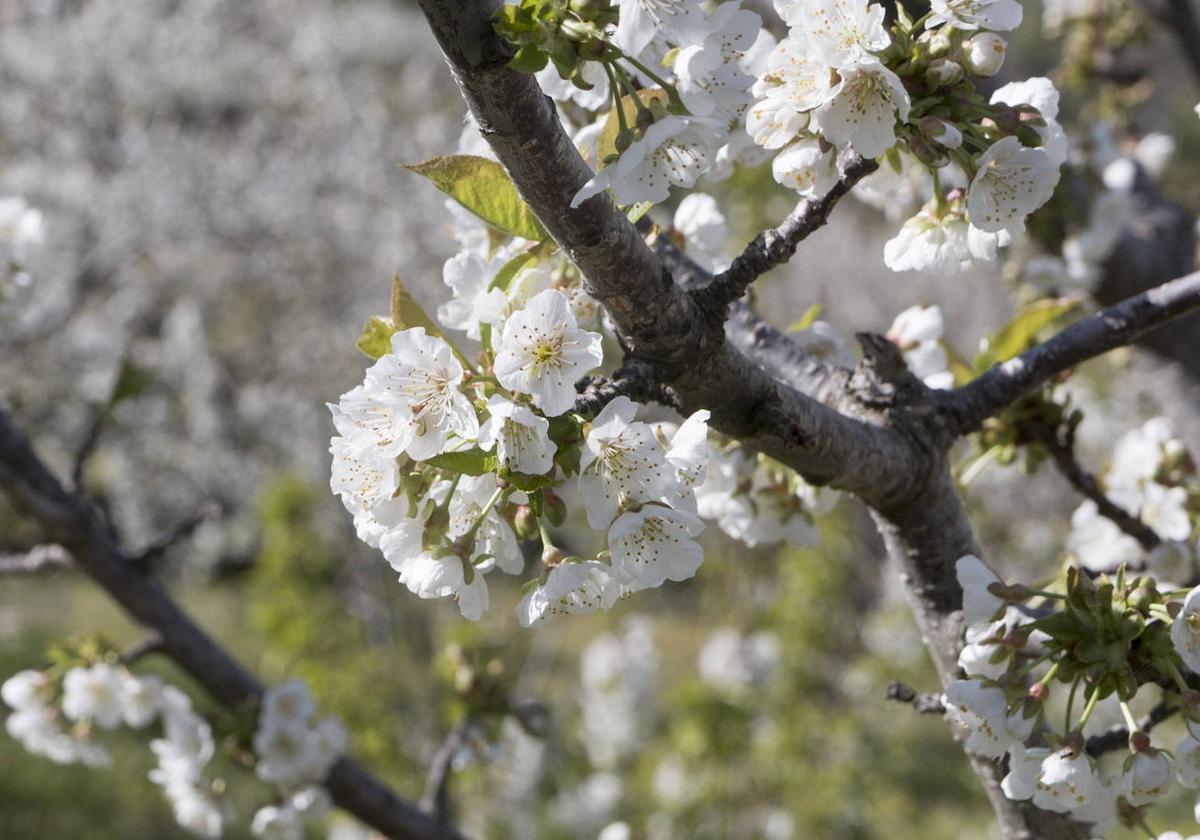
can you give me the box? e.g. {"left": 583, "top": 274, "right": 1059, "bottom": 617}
{"left": 417, "top": 0, "right": 930, "bottom": 506}
{"left": 691, "top": 155, "right": 879, "bottom": 314}
{"left": 942, "top": 271, "right": 1200, "bottom": 434}
{"left": 0, "top": 409, "right": 464, "bottom": 840}
{"left": 1020, "top": 417, "right": 1161, "bottom": 552}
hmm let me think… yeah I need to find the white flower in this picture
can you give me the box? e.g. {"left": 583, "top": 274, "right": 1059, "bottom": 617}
{"left": 608, "top": 506, "right": 705, "bottom": 591}
{"left": 785, "top": 0, "right": 891, "bottom": 68}
{"left": 991, "top": 77, "right": 1068, "bottom": 168}
{"left": 2, "top": 670, "right": 49, "bottom": 712}
{"left": 1001, "top": 743, "right": 1050, "bottom": 800}
{"left": 478, "top": 394, "right": 557, "bottom": 475}
{"left": 697, "top": 628, "right": 781, "bottom": 690}
{"left": 1176, "top": 736, "right": 1200, "bottom": 788}
{"left": 329, "top": 385, "right": 414, "bottom": 460}
{"left": 121, "top": 673, "right": 164, "bottom": 729}
{"left": 962, "top": 32, "right": 1007, "bottom": 77}
{"left": 537, "top": 61, "right": 611, "bottom": 111}
{"left": 251, "top": 804, "right": 303, "bottom": 840}
{"left": 383, "top": 525, "right": 491, "bottom": 621}
{"left": 887, "top": 304, "right": 952, "bottom": 388}
{"left": 572, "top": 116, "right": 723, "bottom": 207}
{"left": 1033, "top": 749, "right": 1100, "bottom": 812}
{"left": 363, "top": 328, "right": 479, "bottom": 459}
{"left": 1122, "top": 749, "right": 1172, "bottom": 806}
{"left": 517, "top": 560, "right": 624, "bottom": 628}
{"left": 290, "top": 785, "right": 332, "bottom": 818}
{"left": 579, "top": 397, "right": 678, "bottom": 529}
{"left": 254, "top": 717, "right": 323, "bottom": 786}
{"left": 1066, "top": 500, "right": 1143, "bottom": 573}
{"left": 957, "top": 614, "right": 1013, "bottom": 679}
{"left": 1147, "top": 541, "right": 1197, "bottom": 589}
{"left": 956, "top": 554, "right": 1005, "bottom": 626}
{"left": 674, "top": 4, "right": 760, "bottom": 120}
{"left": 772, "top": 138, "right": 838, "bottom": 195}
{"left": 449, "top": 474, "right": 522, "bottom": 574}
{"left": 6, "top": 706, "right": 111, "bottom": 767}
{"left": 658, "top": 409, "right": 711, "bottom": 512}
{"left": 966, "top": 136, "right": 1059, "bottom": 233}
{"left": 495, "top": 289, "right": 604, "bottom": 416}
{"left": 613, "top": 0, "right": 714, "bottom": 58}
{"left": 927, "top": 0, "right": 1023, "bottom": 30}
{"left": 165, "top": 786, "right": 224, "bottom": 839}
{"left": 1172, "top": 586, "right": 1200, "bottom": 674}
{"left": 262, "top": 679, "right": 317, "bottom": 725}
{"left": 436, "top": 250, "right": 510, "bottom": 340}
{"left": 1117, "top": 482, "right": 1192, "bottom": 542}
{"left": 154, "top": 686, "right": 215, "bottom": 771}
{"left": 1109, "top": 417, "right": 1177, "bottom": 491}
{"left": 943, "top": 679, "right": 1032, "bottom": 757}
{"left": 816, "top": 58, "right": 911, "bottom": 159}
{"left": 61, "top": 663, "right": 125, "bottom": 730}
{"left": 673, "top": 193, "right": 729, "bottom": 272}
{"left": 748, "top": 37, "right": 834, "bottom": 150}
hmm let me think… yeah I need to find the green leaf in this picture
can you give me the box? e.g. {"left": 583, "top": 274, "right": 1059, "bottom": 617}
{"left": 981, "top": 298, "right": 1079, "bottom": 363}
{"left": 489, "top": 247, "right": 543, "bottom": 293}
{"left": 510, "top": 44, "right": 548, "bottom": 73}
{"left": 503, "top": 470, "right": 555, "bottom": 492}
{"left": 405, "top": 155, "right": 548, "bottom": 242}
{"left": 389, "top": 275, "right": 475, "bottom": 371}
{"left": 424, "top": 448, "right": 499, "bottom": 477}
{"left": 786, "top": 304, "right": 824, "bottom": 333}
{"left": 356, "top": 316, "right": 397, "bottom": 360}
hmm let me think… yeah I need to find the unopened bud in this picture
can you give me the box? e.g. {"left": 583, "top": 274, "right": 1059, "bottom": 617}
{"left": 543, "top": 490, "right": 567, "bottom": 526}
{"left": 513, "top": 505, "right": 539, "bottom": 540}
{"left": 1061, "top": 730, "right": 1085, "bottom": 755}
{"left": 1128, "top": 585, "right": 1158, "bottom": 611}
{"left": 541, "top": 545, "right": 564, "bottom": 567}
{"left": 962, "top": 33, "right": 1007, "bottom": 77}
{"left": 615, "top": 128, "right": 635, "bottom": 153}
{"left": 1015, "top": 123, "right": 1044, "bottom": 149}
{"left": 920, "top": 116, "right": 964, "bottom": 149}
{"left": 925, "top": 30, "right": 952, "bottom": 56}
{"left": 1129, "top": 730, "right": 1151, "bottom": 753}
{"left": 1027, "top": 682, "right": 1049, "bottom": 703}
{"left": 926, "top": 57, "right": 963, "bottom": 86}
{"left": 907, "top": 133, "right": 950, "bottom": 168}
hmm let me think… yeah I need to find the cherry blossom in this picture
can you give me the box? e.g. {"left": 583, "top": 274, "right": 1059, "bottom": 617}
{"left": 517, "top": 560, "right": 624, "bottom": 628}
{"left": 927, "top": 0, "right": 1023, "bottom": 31}
{"left": 966, "top": 136, "right": 1059, "bottom": 233}
{"left": 478, "top": 394, "right": 557, "bottom": 476}
{"left": 815, "top": 58, "right": 911, "bottom": 159}
{"left": 608, "top": 505, "right": 705, "bottom": 590}
{"left": 579, "top": 397, "right": 678, "bottom": 529}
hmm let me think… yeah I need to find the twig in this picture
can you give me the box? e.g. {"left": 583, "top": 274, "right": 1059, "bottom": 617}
{"left": 420, "top": 716, "right": 472, "bottom": 823}
{"left": 1085, "top": 700, "right": 1176, "bottom": 756}
{"left": 0, "top": 544, "right": 72, "bottom": 575}
{"left": 71, "top": 410, "right": 104, "bottom": 490}
{"left": 941, "top": 271, "right": 1200, "bottom": 435}
{"left": 690, "top": 155, "right": 879, "bottom": 315}
{"left": 129, "top": 500, "right": 222, "bottom": 571}
{"left": 119, "top": 631, "right": 165, "bottom": 665}
{"left": 1020, "top": 417, "right": 1162, "bottom": 551}
{"left": 885, "top": 681, "right": 947, "bottom": 715}
{"left": 574, "top": 359, "right": 678, "bottom": 417}
{"left": 0, "top": 407, "right": 463, "bottom": 840}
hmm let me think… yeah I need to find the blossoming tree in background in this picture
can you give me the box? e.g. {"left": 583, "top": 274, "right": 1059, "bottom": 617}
{"left": 2, "top": 0, "right": 1200, "bottom": 837}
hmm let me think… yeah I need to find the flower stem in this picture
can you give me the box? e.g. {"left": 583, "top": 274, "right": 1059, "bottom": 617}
{"left": 618, "top": 51, "right": 687, "bottom": 113}
{"left": 1119, "top": 699, "right": 1140, "bottom": 734}
{"left": 1064, "top": 676, "right": 1081, "bottom": 734}
{"left": 602, "top": 61, "right": 630, "bottom": 138}
{"left": 1076, "top": 684, "right": 1102, "bottom": 732}
{"left": 462, "top": 485, "right": 505, "bottom": 543}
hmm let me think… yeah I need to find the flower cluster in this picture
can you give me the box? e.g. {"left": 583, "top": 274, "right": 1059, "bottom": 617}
{"left": 249, "top": 681, "right": 342, "bottom": 839}
{"left": 2, "top": 657, "right": 342, "bottom": 840}
{"left": 946, "top": 546, "right": 1200, "bottom": 833}
{"left": 1067, "top": 417, "right": 1198, "bottom": 579}
{"left": 885, "top": 304, "right": 953, "bottom": 389}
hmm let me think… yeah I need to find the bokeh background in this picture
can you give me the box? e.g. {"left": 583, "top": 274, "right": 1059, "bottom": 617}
{"left": 2, "top": 0, "right": 1199, "bottom": 837}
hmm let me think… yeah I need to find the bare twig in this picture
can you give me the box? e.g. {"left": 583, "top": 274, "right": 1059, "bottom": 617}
{"left": 119, "top": 631, "right": 165, "bottom": 665}
{"left": 71, "top": 410, "right": 104, "bottom": 490}
{"left": 942, "top": 271, "right": 1200, "bottom": 435}
{"left": 130, "top": 500, "right": 222, "bottom": 571}
{"left": 1085, "top": 700, "right": 1176, "bottom": 757}
{"left": 574, "top": 359, "right": 678, "bottom": 417}
{"left": 420, "top": 716, "right": 473, "bottom": 823}
{"left": 886, "top": 681, "right": 947, "bottom": 715}
{"left": 0, "top": 544, "right": 72, "bottom": 575}
{"left": 1020, "top": 416, "right": 1162, "bottom": 551}
{"left": 0, "top": 408, "right": 464, "bottom": 840}
{"left": 691, "top": 155, "right": 879, "bottom": 315}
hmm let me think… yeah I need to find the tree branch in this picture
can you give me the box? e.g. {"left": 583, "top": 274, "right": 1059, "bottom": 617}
{"left": 574, "top": 359, "right": 679, "bottom": 418}
{"left": 0, "top": 544, "right": 72, "bottom": 576}
{"left": 130, "top": 500, "right": 222, "bottom": 571}
{"left": 1085, "top": 700, "right": 1175, "bottom": 757}
{"left": 420, "top": 716, "right": 472, "bottom": 824}
{"left": 941, "top": 271, "right": 1200, "bottom": 435}
{"left": 885, "top": 681, "right": 947, "bottom": 714}
{"left": 690, "top": 155, "right": 879, "bottom": 316}
{"left": 0, "top": 408, "right": 465, "bottom": 840}
{"left": 1019, "top": 416, "right": 1161, "bottom": 552}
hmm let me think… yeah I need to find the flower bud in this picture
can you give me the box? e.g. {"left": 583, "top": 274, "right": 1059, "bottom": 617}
{"left": 920, "top": 117, "right": 964, "bottom": 149}
{"left": 1129, "top": 730, "right": 1151, "bottom": 753}
{"left": 615, "top": 128, "right": 636, "bottom": 153}
{"left": 925, "top": 30, "right": 953, "bottom": 56}
{"left": 907, "top": 133, "right": 950, "bottom": 168}
{"left": 926, "top": 57, "right": 963, "bottom": 86}
{"left": 513, "top": 505, "right": 539, "bottom": 541}
{"left": 1027, "top": 681, "right": 1049, "bottom": 703}
{"left": 543, "top": 490, "right": 567, "bottom": 526}
{"left": 962, "top": 33, "right": 1007, "bottom": 77}
{"left": 541, "top": 545, "right": 564, "bottom": 567}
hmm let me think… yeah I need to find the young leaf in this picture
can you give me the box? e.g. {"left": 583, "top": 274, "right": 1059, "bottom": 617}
{"left": 356, "top": 316, "right": 397, "bottom": 360}
{"left": 786, "top": 304, "right": 824, "bottom": 333}
{"left": 405, "top": 155, "right": 548, "bottom": 242}
{"left": 390, "top": 275, "right": 475, "bottom": 371}
{"left": 981, "top": 298, "right": 1079, "bottom": 363}
{"left": 423, "top": 448, "right": 499, "bottom": 477}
